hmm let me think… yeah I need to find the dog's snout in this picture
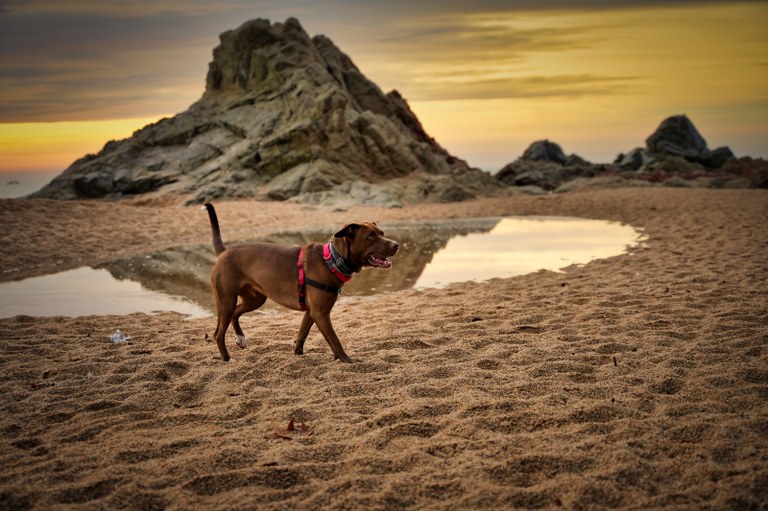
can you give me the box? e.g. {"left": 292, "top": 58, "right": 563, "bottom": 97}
{"left": 391, "top": 241, "right": 400, "bottom": 254}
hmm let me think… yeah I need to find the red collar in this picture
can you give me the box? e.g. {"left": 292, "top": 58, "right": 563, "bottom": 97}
{"left": 323, "top": 243, "right": 352, "bottom": 282}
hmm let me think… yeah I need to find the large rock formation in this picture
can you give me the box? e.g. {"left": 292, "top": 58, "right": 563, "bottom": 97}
{"left": 616, "top": 114, "right": 734, "bottom": 171}
{"left": 32, "top": 18, "right": 500, "bottom": 206}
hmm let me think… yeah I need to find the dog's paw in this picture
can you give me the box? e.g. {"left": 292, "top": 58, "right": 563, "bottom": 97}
{"left": 235, "top": 334, "right": 247, "bottom": 349}
{"left": 336, "top": 353, "right": 353, "bottom": 363}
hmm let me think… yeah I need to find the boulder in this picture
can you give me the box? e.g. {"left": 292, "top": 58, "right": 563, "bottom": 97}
{"left": 564, "top": 154, "right": 591, "bottom": 167}
{"left": 646, "top": 115, "right": 708, "bottom": 160}
{"left": 521, "top": 140, "right": 568, "bottom": 164}
{"left": 702, "top": 146, "right": 735, "bottom": 168}
{"left": 644, "top": 115, "right": 733, "bottom": 168}
{"left": 496, "top": 160, "right": 601, "bottom": 191}
{"left": 32, "top": 18, "right": 501, "bottom": 205}
{"left": 614, "top": 148, "right": 652, "bottom": 171}
{"left": 496, "top": 141, "right": 599, "bottom": 191}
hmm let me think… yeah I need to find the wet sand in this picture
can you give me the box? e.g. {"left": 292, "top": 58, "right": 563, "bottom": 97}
{"left": 0, "top": 187, "right": 766, "bottom": 510}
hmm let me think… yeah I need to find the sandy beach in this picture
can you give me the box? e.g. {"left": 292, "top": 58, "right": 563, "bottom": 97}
{"left": 0, "top": 187, "right": 766, "bottom": 510}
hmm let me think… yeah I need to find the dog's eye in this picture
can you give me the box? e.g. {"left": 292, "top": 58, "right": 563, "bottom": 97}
{"left": 368, "top": 233, "right": 377, "bottom": 241}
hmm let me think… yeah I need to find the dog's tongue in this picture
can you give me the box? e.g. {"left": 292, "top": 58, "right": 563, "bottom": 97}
{"left": 368, "top": 256, "right": 392, "bottom": 268}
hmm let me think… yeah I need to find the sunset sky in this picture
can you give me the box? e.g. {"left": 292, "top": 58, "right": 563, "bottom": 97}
{"left": 1, "top": 0, "right": 766, "bottom": 176}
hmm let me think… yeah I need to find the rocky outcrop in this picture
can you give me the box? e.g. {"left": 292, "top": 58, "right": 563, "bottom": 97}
{"left": 32, "top": 18, "right": 501, "bottom": 206}
{"left": 496, "top": 115, "right": 762, "bottom": 192}
{"left": 520, "top": 140, "right": 568, "bottom": 165}
{"left": 496, "top": 140, "right": 603, "bottom": 192}
{"left": 616, "top": 115, "right": 734, "bottom": 171}
{"left": 646, "top": 115, "right": 709, "bottom": 160}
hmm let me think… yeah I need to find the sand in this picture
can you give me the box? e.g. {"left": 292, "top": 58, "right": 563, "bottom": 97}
{"left": 0, "top": 187, "right": 766, "bottom": 510}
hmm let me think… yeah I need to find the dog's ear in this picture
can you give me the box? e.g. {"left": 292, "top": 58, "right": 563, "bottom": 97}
{"left": 334, "top": 223, "right": 361, "bottom": 239}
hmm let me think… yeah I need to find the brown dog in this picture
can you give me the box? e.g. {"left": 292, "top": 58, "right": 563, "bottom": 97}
{"left": 203, "top": 203, "right": 399, "bottom": 363}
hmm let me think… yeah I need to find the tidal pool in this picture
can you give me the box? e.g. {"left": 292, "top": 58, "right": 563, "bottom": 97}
{"left": 412, "top": 216, "right": 644, "bottom": 288}
{"left": 0, "top": 216, "right": 644, "bottom": 318}
{"left": 0, "top": 266, "right": 211, "bottom": 319}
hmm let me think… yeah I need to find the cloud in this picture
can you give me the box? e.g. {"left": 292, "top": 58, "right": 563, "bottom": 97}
{"left": 0, "top": 9, "right": 217, "bottom": 121}
{"left": 0, "top": 0, "right": 243, "bottom": 16}
{"left": 403, "top": 74, "right": 643, "bottom": 101}
{"left": 1, "top": 0, "right": 765, "bottom": 122}
{"left": 351, "top": 13, "right": 633, "bottom": 101}
{"left": 0, "top": 0, "right": 22, "bottom": 13}
{"left": 0, "top": 0, "right": 334, "bottom": 121}
{"left": 5, "top": 0, "right": 766, "bottom": 16}
{"left": 321, "top": 0, "right": 768, "bottom": 22}
{"left": 374, "top": 16, "right": 599, "bottom": 65}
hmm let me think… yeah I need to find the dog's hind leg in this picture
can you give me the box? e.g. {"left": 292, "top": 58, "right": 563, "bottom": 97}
{"left": 214, "top": 292, "right": 237, "bottom": 362}
{"left": 232, "top": 290, "right": 267, "bottom": 349}
{"left": 294, "top": 312, "right": 315, "bottom": 355}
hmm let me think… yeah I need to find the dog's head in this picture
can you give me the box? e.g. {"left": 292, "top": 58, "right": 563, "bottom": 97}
{"left": 333, "top": 222, "right": 399, "bottom": 270}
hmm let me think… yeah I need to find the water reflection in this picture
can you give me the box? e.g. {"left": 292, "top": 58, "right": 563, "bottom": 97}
{"left": 0, "top": 217, "right": 643, "bottom": 318}
{"left": 90, "top": 217, "right": 501, "bottom": 313}
{"left": 414, "top": 216, "right": 642, "bottom": 288}
{"left": 0, "top": 266, "right": 210, "bottom": 318}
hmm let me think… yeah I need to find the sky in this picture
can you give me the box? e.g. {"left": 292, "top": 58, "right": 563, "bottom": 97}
{"left": 1, "top": 0, "right": 766, "bottom": 176}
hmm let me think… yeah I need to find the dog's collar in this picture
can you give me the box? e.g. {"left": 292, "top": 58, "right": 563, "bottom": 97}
{"left": 323, "top": 243, "right": 353, "bottom": 282}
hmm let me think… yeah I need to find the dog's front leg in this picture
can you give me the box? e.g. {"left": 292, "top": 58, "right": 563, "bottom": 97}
{"left": 294, "top": 312, "right": 314, "bottom": 355}
{"left": 311, "top": 312, "right": 353, "bottom": 363}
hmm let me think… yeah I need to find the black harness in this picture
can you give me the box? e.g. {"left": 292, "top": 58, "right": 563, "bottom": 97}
{"left": 297, "top": 243, "right": 354, "bottom": 310}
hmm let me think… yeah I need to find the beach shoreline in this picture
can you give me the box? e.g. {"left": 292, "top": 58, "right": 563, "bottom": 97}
{"left": 1, "top": 187, "right": 766, "bottom": 510}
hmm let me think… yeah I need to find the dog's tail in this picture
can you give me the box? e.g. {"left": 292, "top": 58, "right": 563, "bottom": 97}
{"left": 202, "top": 203, "right": 226, "bottom": 256}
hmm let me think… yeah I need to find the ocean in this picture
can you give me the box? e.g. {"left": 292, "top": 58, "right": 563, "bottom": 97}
{"left": 0, "top": 170, "right": 60, "bottom": 199}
